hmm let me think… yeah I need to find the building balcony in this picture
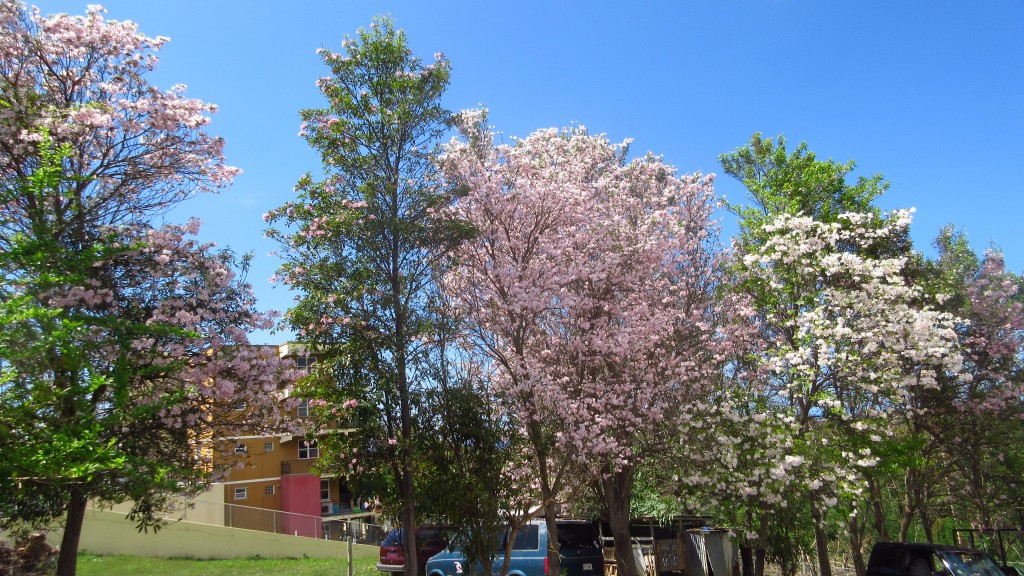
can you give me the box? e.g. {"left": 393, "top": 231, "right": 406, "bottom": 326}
{"left": 321, "top": 501, "right": 376, "bottom": 518}
{"left": 281, "top": 459, "right": 317, "bottom": 475}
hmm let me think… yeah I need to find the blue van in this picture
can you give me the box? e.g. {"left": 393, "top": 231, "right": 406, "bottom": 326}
{"left": 425, "top": 519, "right": 604, "bottom": 576}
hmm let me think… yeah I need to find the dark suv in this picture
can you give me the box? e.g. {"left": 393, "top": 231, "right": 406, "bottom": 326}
{"left": 867, "top": 542, "right": 1005, "bottom": 576}
{"left": 378, "top": 526, "right": 451, "bottom": 574}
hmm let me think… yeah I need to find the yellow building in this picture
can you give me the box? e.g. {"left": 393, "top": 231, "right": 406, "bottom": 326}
{"left": 214, "top": 343, "right": 379, "bottom": 541}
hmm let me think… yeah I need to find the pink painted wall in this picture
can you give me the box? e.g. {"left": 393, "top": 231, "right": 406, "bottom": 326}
{"left": 281, "top": 474, "right": 322, "bottom": 538}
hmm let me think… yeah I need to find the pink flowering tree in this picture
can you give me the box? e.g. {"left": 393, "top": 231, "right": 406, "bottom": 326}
{"left": 917, "top": 228, "right": 1024, "bottom": 530}
{"left": 0, "top": 4, "right": 295, "bottom": 576}
{"left": 263, "top": 17, "right": 467, "bottom": 575}
{"left": 439, "top": 111, "right": 733, "bottom": 576}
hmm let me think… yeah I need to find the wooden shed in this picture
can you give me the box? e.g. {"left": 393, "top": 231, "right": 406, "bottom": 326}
{"left": 598, "top": 515, "right": 722, "bottom": 576}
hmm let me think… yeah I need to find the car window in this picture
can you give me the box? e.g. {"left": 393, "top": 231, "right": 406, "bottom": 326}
{"left": 510, "top": 525, "right": 540, "bottom": 551}
{"left": 557, "top": 523, "right": 598, "bottom": 550}
{"left": 418, "top": 527, "right": 443, "bottom": 541}
{"left": 383, "top": 528, "right": 404, "bottom": 546}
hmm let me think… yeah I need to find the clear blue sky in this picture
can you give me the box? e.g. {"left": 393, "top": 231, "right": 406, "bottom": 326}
{"left": 36, "top": 1, "right": 1024, "bottom": 343}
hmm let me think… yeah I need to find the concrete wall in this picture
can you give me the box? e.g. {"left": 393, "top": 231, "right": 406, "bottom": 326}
{"left": 46, "top": 508, "right": 379, "bottom": 561}
{"left": 102, "top": 488, "right": 227, "bottom": 526}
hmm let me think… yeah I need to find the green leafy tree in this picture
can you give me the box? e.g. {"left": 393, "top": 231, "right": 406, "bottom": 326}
{"left": 421, "top": 362, "right": 533, "bottom": 576}
{"left": 264, "top": 17, "right": 467, "bottom": 576}
{"left": 720, "top": 133, "right": 890, "bottom": 242}
{"left": 0, "top": 133, "right": 295, "bottom": 576}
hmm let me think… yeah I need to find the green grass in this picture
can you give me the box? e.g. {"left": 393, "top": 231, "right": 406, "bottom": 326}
{"left": 76, "top": 552, "right": 379, "bottom": 576}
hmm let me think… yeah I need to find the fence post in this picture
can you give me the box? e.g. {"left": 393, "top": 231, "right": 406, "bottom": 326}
{"left": 349, "top": 536, "right": 354, "bottom": 576}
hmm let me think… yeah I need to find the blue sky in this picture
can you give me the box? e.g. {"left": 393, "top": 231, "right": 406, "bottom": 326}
{"left": 36, "top": 1, "right": 1024, "bottom": 343}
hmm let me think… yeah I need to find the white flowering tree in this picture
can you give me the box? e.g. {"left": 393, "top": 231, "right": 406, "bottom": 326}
{"left": 719, "top": 135, "right": 961, "bottom": 576}
{"left": 673, "top": 388, "right": 812, "bottom": 576}
{"left": 743, "top": 210, "right": 960, "bottom": 571}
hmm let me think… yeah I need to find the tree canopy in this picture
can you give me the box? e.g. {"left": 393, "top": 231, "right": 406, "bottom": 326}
{"left": 0, "top": 4, "right": 297, "bottom": 575}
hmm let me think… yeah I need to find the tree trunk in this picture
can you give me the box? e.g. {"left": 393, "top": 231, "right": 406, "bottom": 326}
{"left": 740, "top": 543, "right": 754, "bottom": 576}
{"left": 848, "top": 513, "right": 866, "bottom": 576}
{"left": 543, "top": 513, "right": 563, "bottom": 576}
{"left": 810, "top": 498, "right": 833, "bottom": 576}
{"left": 529, "top": 419, "right": 561, "bottom": 576}
{"left": 920, "top": 509, "right": 934, "bottom": 544}
{"left": 399, "top": 385, "right": 418, "bottom": 576}
{"left": 755, "top": 514, "right": 769, "bottom": 576}
{"left": 480, "top": 557, "right": 495, "bottom": 576}
{"left": 501, "top": 525, "right": 522, "bottom": 576}
{"left": 398, "top": 368, "right": 418, "bottom": 576}
{"left": 868, "top": 476, "right": 890, "bottom": 542}
{"left": 57, "top": 487, "right": 88, "bottom": 576}
{"left": 604, "top": 465, "right": 640, "bottom": 576}
{"left": 898, "top": 468, "right": 917, "bottom": 542}
{"left": 403, "top": 467, "right": 418, "bottom": 576}
{"left": 897, "top": 481, "right": 913, "bottom": 545}
{"left": 394, "top": 248, "right": 419, "bottom": 576}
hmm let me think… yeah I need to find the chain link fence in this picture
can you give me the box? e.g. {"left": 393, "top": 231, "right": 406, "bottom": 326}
{"left": 90, "top": 497, "right": 389, "bottom": 545}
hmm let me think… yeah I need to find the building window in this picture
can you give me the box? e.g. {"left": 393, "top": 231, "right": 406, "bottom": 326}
{"left": 297, "top": 398, "right": 310, "bottom": 418}
{"left": 264, "top": 441, "right": 274, "bottom": 452}
{"left": 234, "top": 442, "right": 247, "bottom": 454}
{"left": 299, "top": 439, "right": 319, "bottom": 459}
{"left": 265, "top": 485, "right": 276, "bottom": 496}
{"left": 296, "top": 356, "right": 316, "bottom": 371}
{"left": 320, "top": 478, "right": 330, "bottom": 501}
{"left": 234, "top": 488, "right": 248, "bottom": 500}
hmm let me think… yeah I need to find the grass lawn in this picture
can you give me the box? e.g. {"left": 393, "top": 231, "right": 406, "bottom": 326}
{"left": 76, "top": 552, "right": 380, "bottom": 576}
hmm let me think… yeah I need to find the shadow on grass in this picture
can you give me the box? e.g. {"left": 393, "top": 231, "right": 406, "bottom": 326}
{"left": 77, "top": 552, "right": 380, "bottom": 576}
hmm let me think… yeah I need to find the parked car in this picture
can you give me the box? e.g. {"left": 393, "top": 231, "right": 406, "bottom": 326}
{"left": 378, "top": 525, "right": 451, "bottom": 574}
{"left": 425, "top": 519, "right": 604, "bottom": 576}
{"left": 867, "top": 542, "right": 1006, "bottom": 576}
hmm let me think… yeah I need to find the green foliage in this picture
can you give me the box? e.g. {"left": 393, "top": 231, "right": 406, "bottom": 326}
{"left": 0, "top": 128, "right": 285, "bottom": 551}
{"left": 0, "top": 133, "right": 124, "bottom": 526}
{"left": 419, "top": 376, "right": 517, "bottom": 576}
{"left": 763, "top": 500, "right": 816, "bottom": 576}
{"left": 720, "top": 132, "right": 888, "bottom": 234}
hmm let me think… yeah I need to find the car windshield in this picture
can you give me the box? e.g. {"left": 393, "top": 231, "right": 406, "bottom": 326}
{"left": 417, "top": 527, "right": 445, "bottom": 543}
{"left": 940, "top": 551, "right": 1005, "bottom": 576}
